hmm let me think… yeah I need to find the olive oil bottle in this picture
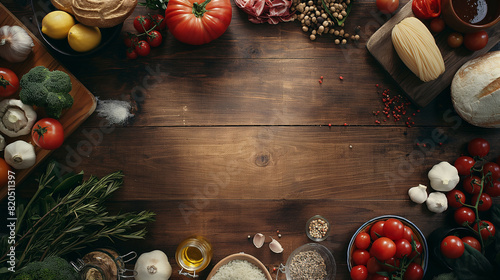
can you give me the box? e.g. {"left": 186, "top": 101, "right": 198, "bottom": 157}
{"left": 175, "top": 235, "right": 213, "bottom": 275}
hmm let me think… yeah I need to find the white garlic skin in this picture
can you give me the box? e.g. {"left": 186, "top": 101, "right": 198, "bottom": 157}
{"left": 408, "top": 184, "right": 428, "bottom": 204}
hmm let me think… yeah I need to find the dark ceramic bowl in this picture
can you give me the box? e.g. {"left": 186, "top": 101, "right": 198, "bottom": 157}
{"left": 441, "top": 0, "right": 500, "bottom": 33}
{"left": 30, "top": 0, "right": 122, "bottom": 57}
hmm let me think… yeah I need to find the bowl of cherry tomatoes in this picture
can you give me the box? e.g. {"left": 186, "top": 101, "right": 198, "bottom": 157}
{"left": 347, "top": 215, "right": 428, "bottom": 280}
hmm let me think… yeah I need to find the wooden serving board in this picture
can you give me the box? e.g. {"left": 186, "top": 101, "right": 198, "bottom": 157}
{"left": 367, "top": 1, "right": 500, "bottom": 107}
{"left": 0, "top": 3, "right": 96, "bottom": 200}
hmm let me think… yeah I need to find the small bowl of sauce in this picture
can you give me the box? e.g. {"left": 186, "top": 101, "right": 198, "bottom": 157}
{"left": 442, "top": 0, "right": 500, "bottom": 33}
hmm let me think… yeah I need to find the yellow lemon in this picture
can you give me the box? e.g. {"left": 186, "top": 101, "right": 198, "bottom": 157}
{"left": 41, "top": 10, "right": 75, "bottom": 40}
{"left": 67, "top": 24, "right": 101, "bottom": 52}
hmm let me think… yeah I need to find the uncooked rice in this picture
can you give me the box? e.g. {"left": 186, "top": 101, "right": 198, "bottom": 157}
{"left": 210, "top": 259, "right": 267, "bottom": 280}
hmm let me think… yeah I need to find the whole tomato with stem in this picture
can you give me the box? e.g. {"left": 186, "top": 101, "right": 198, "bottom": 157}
{"left": 447, "top": 189, "right": 466, "bottom": 208}
{"left": 134, "top": 15, "right": 153, "bottom": 33}
{"left": 454, "top": 206, "right": 476, "bottom": 226}
{"left": 485, "top": 180, "right": 500, "bottom": 197}
{"left": 454, "top": 156, "right": 475, "bottom": 176}
{"left": 440, "top": 235, "right": 464, "bottom": 259}
{"left": 472, "top": 193, "right": 492, "bottom": 211}
{"left": 462, "top": 175, "right": 482, "bottom": 194}
{"left": 135, "top": 40, "right": 151, "bottom": 56}
{"left": 0, "top": 68, "right": 19, "bottom": 97}
{"left": 147, "top": 30, "right": 163, "bottom": 47}
{"left": 473, "top": 220, "right": 496, "bottom": 241}
{"left": 165, "top": 0, "right": 232, "bottom": 45}
{"left": 482, "top": 162, "right": 500, "bottom": 181}
{"left": 31, "top": 118, "right": 64, "bottom": 150}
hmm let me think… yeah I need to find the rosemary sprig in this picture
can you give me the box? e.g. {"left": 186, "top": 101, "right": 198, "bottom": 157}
{"left": 0, "top": 162, "right": 155, "bottom": 272}
{"left": 139, "top": 0, "right": 168, "bottom": 10}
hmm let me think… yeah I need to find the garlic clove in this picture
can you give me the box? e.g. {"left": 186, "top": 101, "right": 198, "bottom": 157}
{"left": 408, "top": 184, "right": 428, "bottom": 204}
{"left": 269, "top": 237, "right": 283, "bottom": 253}
{"left": 253, "top": 233, "right": 265, "bottom": 248}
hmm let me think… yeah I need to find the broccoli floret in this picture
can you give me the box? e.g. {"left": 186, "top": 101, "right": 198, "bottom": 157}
{"left": 14, "top": 256, "right": 78, "bottom": 280}
{"left": 19, "top": 66, "right": 73, "bottom": 119}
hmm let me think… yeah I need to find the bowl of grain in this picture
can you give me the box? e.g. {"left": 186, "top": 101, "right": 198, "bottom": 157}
{"left": 206, "top": 253, "right": 272, "bottom": 280}
{"left": 285, "top": 243, "right": 336, "bottom": 280}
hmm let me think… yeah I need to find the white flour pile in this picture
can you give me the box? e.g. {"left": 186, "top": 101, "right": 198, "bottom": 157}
{"left": 210, "top": 259, "right": 267, "bottom": 280}
{"left": 95, "top": 99, "right": 134, "bottom": 126}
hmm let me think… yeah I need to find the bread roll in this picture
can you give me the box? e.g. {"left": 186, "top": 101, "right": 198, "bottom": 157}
{"left": 71, "top": 0, "right": 137, "bottom": 28}
{"left": 50, "top": 0, "right": 73, "bottom": 14}
{"left": 451, "top": 51, "right": 500, "bottom": 128}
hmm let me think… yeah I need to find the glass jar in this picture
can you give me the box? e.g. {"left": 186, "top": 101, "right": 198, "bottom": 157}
{"left": 175, "top": 235, "right": 213, "bottom": 276}
{"left": 73, "top": 248, "right": 136, "bottom": 280}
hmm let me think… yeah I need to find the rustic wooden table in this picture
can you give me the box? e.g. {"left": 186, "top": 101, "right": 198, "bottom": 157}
{"left": 2, "top": 0, "right": 500, "bottom": 279}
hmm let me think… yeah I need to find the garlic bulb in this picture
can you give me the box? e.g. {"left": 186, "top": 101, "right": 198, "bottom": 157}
{"left": 408, "top": 184, "right": 428, "bottom": 204}
{"left": 0, "top": 25, "right": 34, "bottom": 63}
{"left": 428, "top": 161, "right": 460, "bottom": 192}
{"left": 426, "top": 192, "right": 448, "bottom": 213}
{"left": 0, "top": 99, "right": 37, "bottom": 137}
{"left": 134, "top": 250, "right": 172, "bottom": 280}
{"left": 4, "top": 140, "right": 36, "bottom": 170}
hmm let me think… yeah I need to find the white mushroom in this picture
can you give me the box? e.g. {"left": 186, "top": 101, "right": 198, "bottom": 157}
{"left": 4, "top": 140, "right": 36, "bottom": 169}
{"left": 0, "top": 99, "right": 37, "bottom": 137}
{"left": 253, "top": 233, "right": 265, "bottom": 248}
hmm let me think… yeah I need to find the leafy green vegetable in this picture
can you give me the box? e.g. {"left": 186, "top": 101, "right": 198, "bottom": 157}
{"left": 444, "top": 243, "right": 494, "bottom": 280}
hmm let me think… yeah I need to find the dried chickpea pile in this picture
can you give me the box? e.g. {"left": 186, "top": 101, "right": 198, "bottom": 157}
{"left": 290, "top": 0, "right": 359, "bottom": 44}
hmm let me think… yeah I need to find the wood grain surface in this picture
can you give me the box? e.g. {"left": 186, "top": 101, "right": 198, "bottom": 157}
{"left": 1, "top": 0, "right": 500, "bottom": 280}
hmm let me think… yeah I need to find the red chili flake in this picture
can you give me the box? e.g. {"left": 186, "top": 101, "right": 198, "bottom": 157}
{"left": 423, "top": 143, "right": 427, "bottom": 147}
{"left": 416, "top": 143, "right": 420, "bottom": 146}
{"left": 375, "top": 120, "right": 381, "bottom": 124}
{"left": 320, "top": 76, "right": 324, "bottom": 79}
{"left": 273, "top": 267, "right": 277, "bottom": 272}
{"left": 438, "top": 142, "right": 443, "bottom": 146}
{"left": 339, "top": 75, "right": 344, "bottom": 80}
{"left": 376, "top": 84, "right": 379, "bottom": 87}
{"left": 328, "top": 123, "right": 332, "bottom": 127}
{"left": 319, "top": 80, "right": 323, "bottom": 84}
{"left": 344, "top": 122, "right": 347, "bottom": 126}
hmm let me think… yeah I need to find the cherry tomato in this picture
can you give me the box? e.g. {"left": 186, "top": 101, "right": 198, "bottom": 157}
{"left": 468, "top": 138, "right": 490, "bottom": 157}
{"left": 0, "top": 68, "right": 19, "bottom": 97}
{"left": 429, "top": 18, "right": 445, "bottom": 33}
{"left": 147, "top": 30, "right": 163, "bottom": 47}
{"left": 409, "top": 240, "right": 423, "bottom": 259}
{"left": 462, "top": 175, "right": 482, "bottom": 194}
{"left": 472, "top": 193, "right": 492, "bottom": 211}
{"left": 440, "top": 235, "right": 464, "bottom": 259}
{"left": 31, "top": 118, "right": 64, "bottom": 150}
{"left": 0, "top": 158, "right": 11, "bottom": 188}
{"left": 151, "top": 14, "right": 167, "bottom": 31}
{"left": 485, "top": 180, "right": 500, "bottom": 197}
{"left": 403, "top": 226, "right": 416, "bottom": 242}
{"left": 482, "top": 162, "right": 500, "bottom": 181}
{"left": 134, "top": 15, "right": 152, "bottom": 32}
{"left": 383, "top": 218, "right": 404, "bottom": 241}
{"left": 473, "top": 220, "right": 496, "bottom": 241}
{"left": 454, "top": 156, "right": 475, "bottom": 176}
{"left": 372, "top": 275, "right": 390, "bottom": 280}
{"left": 383, "top": 257, "right": 400, "bottom": 272}
{"left": 461, "top": 236, "right": 481, "bottom": 252}
{"left": 354, "top": 232, "right": 371, "bottom": 250}
{"left": 370, "top": 237, "right": 396, "bottom": 261}
{"left": 352, "top": 249, "right": 371, "bottom": 266}
{"left": 447, "top": 32, "right": 463, "bottom": 48}
{"left": 464, "top": 31, "right": 488, "bottom": 51}
{"left": 394, "top": 238, "right": 412, "bottom": 258}
{"left": 446, "top": 189, "right": 466, "bottom": 208}
{"left": 350, "top": 265, "right": 368, "bottom": 280}
{"left": 370, "top": 221, "right": 385, "bottom": 240}
{"left": 376, "top": 0, "right": 399, "bottom": 14}
{"left": 126, "top": 48, "right": 138, "bottom": 59}
{"left": 366, "top": 256, "right": 384, "bottom": 274}
{"left": 454, "top": 206, "right": 476, "bottom": 226}
{"left": 135, "top": 40, "right": 151, "bottom": 56}
{"left": 403, "top": 263, "right": 424, "bottom": 280}
{"left": 123, "top": 34, "right": 138, "bottom": 48}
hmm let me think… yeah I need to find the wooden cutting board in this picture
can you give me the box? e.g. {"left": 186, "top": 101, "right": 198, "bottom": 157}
{"left": 0, "top": 3, "right": 96, "bottom": 200}
{"left": 367, "top": 1, "right": 500, "bottom": 107}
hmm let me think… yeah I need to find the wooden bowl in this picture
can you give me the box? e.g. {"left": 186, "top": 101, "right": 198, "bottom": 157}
{"left": 206, "top": 253, "right": 272, "bottom": 280}
{"left": 441, "top": 0, "right": 500, "bottom": 33}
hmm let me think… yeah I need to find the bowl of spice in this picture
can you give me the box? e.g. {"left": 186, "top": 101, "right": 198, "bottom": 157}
{"left": 285, "top": 243, "right": 336, "bottom": 280}
{"left": 306, "top": 215, "right": 330, "bottom": 241}
{"left": 206, "top": 253, "right": 272, "bottom": 280}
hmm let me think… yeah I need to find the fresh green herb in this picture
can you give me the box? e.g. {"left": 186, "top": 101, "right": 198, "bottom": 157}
{"left": 140, "top": 0, "right": 168, "bottom": 10}
{"left": 0, "top": 162, "right": 155, "bottom": 274}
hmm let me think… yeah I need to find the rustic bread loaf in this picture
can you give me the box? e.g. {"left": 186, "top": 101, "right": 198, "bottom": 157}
{"left": 50, "top": 0, "right": 73, "bottom": 14}
{"left": 71, "top": 0, "right": 137, "bottom": 28}
{"left": 451, "top": 51, "right": 500, "bottom": 128}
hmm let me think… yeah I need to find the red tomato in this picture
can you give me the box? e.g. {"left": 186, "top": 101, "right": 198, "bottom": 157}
{"left": 151, "top": 14, "right": 166, "bottom": 31}
{"left": 123, "top": 34, "right": 138, "bottom": 48}
{"left": 447, "top": 32, "right": 464, "bottom": 48}
{"left": 412, "top": 0, "right": 441, "bottom": 19}
{"left": 135, "top": 40, "right": 151, "bottom": 56}
{"left": 409, "top": 240, "right": 423, "bottom": 259}
{"left": 394, "top": 239, "right": 412, "bottom": 258}
{"left": 31, "top": 118, "right": 64, "bottom": 150}
{"left": 0, "top": 68, "right": 19, "bottom": 97}
{"left": 134, "top": 15, "right": 152, "bottom": 32}
{"left": 454, "top": 207, "right": 476, "bottom": 226}
{"left": 354, "top": 232, "right": 371, "bottom": 250}
{"left": 440, "top": 235, "right": 464, "bottom": 259}
{"left": 403, "top": 263, "right": 424, "bottom": 280}
{"left": 372, "top": 275, "right": 389, "bottom": 280}
{"left": 454, "top": 156, "right": 475, "bottom": 176}
{"left": 462, "top": 175, "right": 482, "bottom": 194}
{"left": 485, "top": 180, "right": 500, "bottom": 197}
{"left": 461, "top": 236, "right": 481, "bottom": 252}
{"left": 165, "top": 0, "right": 232, "bottom": 45}
{"left": 376, "top": 0, "right": 399, "bottom": 14}
{"left": 352, "top": 249, "right": 371, "bottom": 266}
{"left": 366, "top": 256, "right": 384, "bottom": 274}
{"left": 464, "top": 31, "right": 488, "bottom": 51}
{"left": 482, "top": 162, "right": 500, "bottom": 181}
{"left": 383, "top": 218, "right": 404, "bottom": 241}
{"left": 446, "top": 189, "right": 466, "bottom": 208}
{"left": 468, "top": 138, "right": 490, "bottom": 157}
{"left": 147, "top": 30, "right": 163, "bottom": 47}
{"left": 472, "top": 193, "right": 492, "bottom": 211}
{"left": 370, "top": 237, "right": 396, "bottom": 261}
{"left": 370, "top": 221, "right": 385, "bottom": 240}
{"left": 403, "top": 226, "right": 416, "bottom": 242}
{"left": 126, "top": 48, "right": 138, "bottom": 59}
{"left": 383, "top": 257, "right": 400, "bottom": 272}
{"left": 429, "top": 17, "right": 445, "bottom": 33}
{"left": 0, "top": 158, "right": 11, "bottom": 188}
{"left": 473, "top": 220, "right": 496, "bottom": 241}
{"left": 350, "top": 265, "right": 368, "bottom": 280}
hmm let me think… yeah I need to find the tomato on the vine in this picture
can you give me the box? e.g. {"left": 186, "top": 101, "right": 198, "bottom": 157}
{"left": 472, "top": 193, "right": 492, "bottom": 211}
{"left": 482, "top": 162, "right": 500, "bottom": 181}
{"left": 454, "top": 206, "right": 475, "bottom": 226}
{"left": 454, "top": 156, "right": 475, "bottom": 176}
{"left": 0, "top": 158, "right": 11, "bottom": 188}
{"left": 403, "top": 263, "right": 424, "bottom": 280}
{"left": 134, "top": 15, "right": 152, "bottom": 33}
{"left": 447, "top": 189, "right": 466, "bottom": 208}
{"left": 123, "top": 34, "right": 138, "bottom": 48}
{"left": 376, "top": 0, "right": 399, "bottom": 14}
{"left": 370, "top": 237, "right": 396, "bottom": 261}
{"left": 394, "top": 238, "right": 412, "bottom": 258}
{"left": 0, "top": 68, "right": 19, "bottom": 97}
{"left": 126, "top": 48, "right": 138, "bottom": 59}
{"left": 464, "top": 31, "right": 488, "bottom": 51}
{"left": 135, "top": 40, "right": 151, "bottom": 56}
{"left": 31, "top": 118, "right": 64, "bottom": 150}
{"left": 462, "top": 175, "right": 482, "bottom": 194}
{"left": 354, "top": 232, "right": 371, "bottom": 250}
{"left": 473, "top": 220, "right": 496, "bottom": 241}
{"left": 384, "top": 218, "right": 404, "bottom": 241}
{"left": 370, "top": 221, "right": 385, "bottom": 240}
{"left": 485, "top": 180, "right": 500, "bottom": 197}
{"left": 461, "top": 236, "right": 481, "bottom": 252}
{"left": 147, "top": 30, "right": 163, "bottom": 47}
{"left": 151, "top": 14, "right": 166, "bottom": 31}
{"left": 352, "top": 249, "right": 371, "bottom": 266}
{"left": 468, "top": 138, "right": 490, "bottom": 157}
{"left": 440, "top": 235, "right": 464, "bottom": 259}
{"left": 409, "top": 240, "right": 422, "bottom": 259}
